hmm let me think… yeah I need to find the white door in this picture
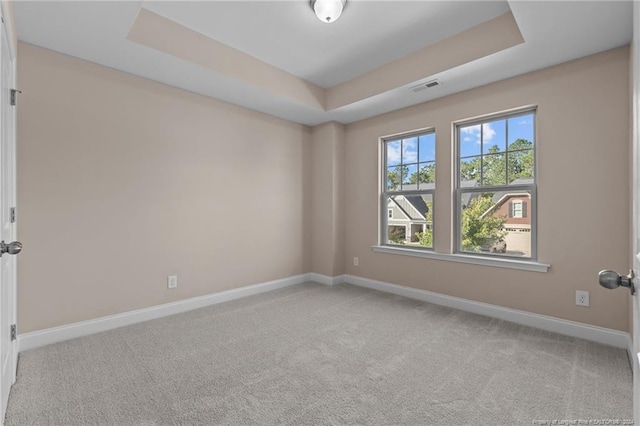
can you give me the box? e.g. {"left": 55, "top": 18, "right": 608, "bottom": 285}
{"left": 632, "top": 2, "right": 640, "bottom": 423}
{"left": 0, "top": 8, "right": 17, "bottom": 422}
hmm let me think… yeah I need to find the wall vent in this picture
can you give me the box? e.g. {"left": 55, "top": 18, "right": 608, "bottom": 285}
{"left": 411, "top": 79, "right": 441, "bottom": 93}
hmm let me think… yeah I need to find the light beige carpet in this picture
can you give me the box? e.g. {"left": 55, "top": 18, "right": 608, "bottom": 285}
{"left": 5, "top": 282, "right": 633, "bottom": 425}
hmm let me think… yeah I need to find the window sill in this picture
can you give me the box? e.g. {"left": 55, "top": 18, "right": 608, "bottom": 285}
{"left": 371, "top": 245, "right": 550, "bottom": 273}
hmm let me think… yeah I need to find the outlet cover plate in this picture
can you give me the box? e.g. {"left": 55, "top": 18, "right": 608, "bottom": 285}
{"left": 168, "top": 275, "right": 178, "bottom": 289}
{"left": 576, "top": 290, "right": 589, "bottom": 307}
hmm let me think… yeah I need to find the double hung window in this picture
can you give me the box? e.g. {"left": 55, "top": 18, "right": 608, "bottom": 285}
{"left": 456, "top": 110, "right": 536, "bottom": 258}
{"left": 382, "top": 131, "right": 435, "bottom": 248}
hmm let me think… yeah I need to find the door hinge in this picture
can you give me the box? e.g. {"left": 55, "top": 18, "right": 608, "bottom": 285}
{"left": 10, "top": 324, "right": 16, "bottom": 341}
{"left": 10, "top": 207, "right": 15, "bottom": 223}
{"left": 10, "top": 89, "right": 21, "bottom": 106}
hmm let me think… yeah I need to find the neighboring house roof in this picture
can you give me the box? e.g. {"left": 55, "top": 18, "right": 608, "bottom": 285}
{"left": 460, "top": 180, "right": 478, "bottom": 207}
{"left": 458, "top": 178, "right": 533, "bottom": 208}
{"left": 405, "top": 195, "right": 428, "bottom": 218}
{"left": 492, "top": 178, "right": 533, "bottom": 203}
{"left": 387, "top": 183, "right": 433, "bottom": 222}
{"left": 394, "top": 183, "right": 434, "bottom": 192}
{"left": 456, "top": 177, "right": 534, "bottom": 224}
{"left": 392, "top": 178, "right": 532, "bottom": 218}
{"left": 480, "top": 178, "right": 534, "bottom": 219}
{"left": 389, "top": 194, "right": 429, "bottom": 221}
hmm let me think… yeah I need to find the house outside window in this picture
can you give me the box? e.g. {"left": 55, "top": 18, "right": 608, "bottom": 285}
{"left": 456, "top": 109, "right": 536, "bottom": 258}
{"left": 382, "top": 130, "right": 435, "bottom": 248}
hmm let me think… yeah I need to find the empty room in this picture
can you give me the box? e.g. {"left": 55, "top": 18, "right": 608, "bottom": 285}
{"left": 0, "top": 0, "right": 637, "bottom": 424}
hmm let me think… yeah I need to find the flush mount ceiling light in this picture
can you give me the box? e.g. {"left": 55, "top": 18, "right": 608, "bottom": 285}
{"left": 311, "top": 0, "right": 346, "bottom": 24}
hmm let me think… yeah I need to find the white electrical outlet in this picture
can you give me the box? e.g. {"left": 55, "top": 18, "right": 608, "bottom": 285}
{"left": 576, "top": 290, "right": 589, "bottom": 307}
{"left": 168, "top": 275, "right": 178, "bottom": 289}
{"left": 353, "top": 257, "right": 359, "bottom": 266}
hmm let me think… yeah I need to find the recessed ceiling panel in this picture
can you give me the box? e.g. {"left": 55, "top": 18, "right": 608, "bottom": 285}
{"left": 127, "top": 9, "right": 325, "bottom": 111}
{"left": 13, "top": 1, "right": 634, "bottom": 126}
{"left": 142, "top": 1, "right": 511, "bottom": 88}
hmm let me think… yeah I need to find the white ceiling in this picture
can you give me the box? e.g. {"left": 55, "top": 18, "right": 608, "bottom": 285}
{"left": 13, "top": 1, "right": 634, "bottom": 126}
{"left": 143, "top": 1, "right": 511, "bottom": 88}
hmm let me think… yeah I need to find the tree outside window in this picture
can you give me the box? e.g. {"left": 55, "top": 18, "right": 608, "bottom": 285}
{"left": 383, "top": 131, "right": 435, "bottom": 248}
{"left": 457, "top": 110, "right": 536, "bottom": 258}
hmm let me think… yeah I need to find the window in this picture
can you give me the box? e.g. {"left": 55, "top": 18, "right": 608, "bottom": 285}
{"left": 382, "top": 130, "right": 435, "bottom": 248}
{"left": 375, "top": 107, "right": 546, "bottom": 271}
{"left": 456, "top": 109, "right": 536, "bottom": 258}
{"left": 510, "top": 200, "right": 525, "bottom": 218}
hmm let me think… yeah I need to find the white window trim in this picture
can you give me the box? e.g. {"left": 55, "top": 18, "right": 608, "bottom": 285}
{"left": 381, "top": 128, "right": 436, "bottom": 249}
{"left": 512, "top": 200, "right": 523, "bottom": 218}
{"left": 376, "top": 107, "right": 547, "bottom": 271}
{"left": 371, "top": 245, "right": 549, "bottom": 273}
{"left": 455, "top": 107, "right": 537, "bottom": 260}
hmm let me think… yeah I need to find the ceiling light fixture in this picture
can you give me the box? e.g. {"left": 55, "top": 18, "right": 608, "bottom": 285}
{"left": 311, "top": 0, "right": 346, "bottom": 24}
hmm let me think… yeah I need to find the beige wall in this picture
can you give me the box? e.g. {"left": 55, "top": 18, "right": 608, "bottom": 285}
{"left": 17, "top": 43, "right": 311, "bottom": 333}
{"left": 310, "top": 122, "right": 345, "bottom": 277}
{"left": 17, "top": 41, "right": 633, "bottom": 334}
{"left": 344, "top": 46, "right": 631, "bottom": 331}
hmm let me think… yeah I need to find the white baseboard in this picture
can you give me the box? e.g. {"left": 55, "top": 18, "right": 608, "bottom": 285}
{"left": 18, "top": 273, "right": 310, "bottom": 353}
{"left": 343, "top": 274, "right": 630, "bottom": 349}
{"left": 627, "top": 335, "right": 636, "bottom": 369}
{"left": 305, "top": 273, "right": 345, "bottom": 286}
{"left": 18, "top": 272, "right": 630, "bottom": 353}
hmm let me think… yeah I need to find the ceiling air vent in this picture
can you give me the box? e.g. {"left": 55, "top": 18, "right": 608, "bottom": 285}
{"left": 411, "top": 79, "right": 441, "bottom": 93}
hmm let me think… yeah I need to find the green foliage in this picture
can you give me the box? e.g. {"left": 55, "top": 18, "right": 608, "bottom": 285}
{"left": 408, "top": 163, "right": 436, "bottom": 186}
{"left": 460, "top": 158, "right": 480, "bottom": 184}
{"left": 458, "top": 140, "right": 533, "bottom": 252}
{"left": 459, "top": 139, "right": 533, "bottom": 185}
{"left": 389, "top": 139, "right": 533, "bottom": 189}
{"left": 482, "top": 145, "right": 506, "bottom": 185}
{"left": 386, "top": 165, "right": 407, "bottom": 190}
{"left": 387, "top": 138, "right": 532, "bottom": 251}
{"left": 415, "top": 199, "right": 433, "bottom": 248}
{"left": 388, "top": 227, "right": 406, "bottom": 244}
{"left": 388, "top": 164, "right": 436, "bottom": 191}
{"left": 416, "top": 228, "right": 432, "bottom": 247}
{"left": 507, "top": 139, "right": 534, "bottom": 182}
{"left": 461, "top": 194, "right": 507, "bottom": 252}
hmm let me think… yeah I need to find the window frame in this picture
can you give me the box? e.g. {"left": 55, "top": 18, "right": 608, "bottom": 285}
{"left": 455, "top": 108, "right": 537, "bottom": 260}
{"left": 380, "top": 127, "right": 436, "bottom": 250}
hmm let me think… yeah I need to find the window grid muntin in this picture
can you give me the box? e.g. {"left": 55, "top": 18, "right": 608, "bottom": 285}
{"left": 383, "top": 190, "right": 435, "bottom": 248}
{"left": 455, "top": 108, "right": 537, "bottom": 259}
{"left": 382, "top": 129, "right": 436, "bottom": 250}
{"left": 385, "top": 129, "right": 435, "bottom": 193}
{"left": 456, "top": 109, "right": 536, "bottom": 189}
